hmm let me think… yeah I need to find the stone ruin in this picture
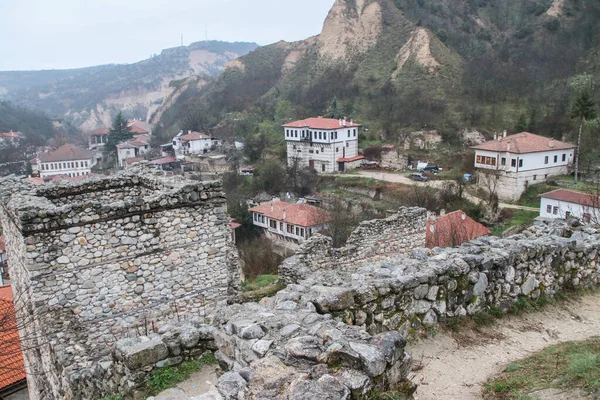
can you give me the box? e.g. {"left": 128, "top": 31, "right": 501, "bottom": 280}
{"left": 1, "top": 169, "right": 600, "bottom": 400}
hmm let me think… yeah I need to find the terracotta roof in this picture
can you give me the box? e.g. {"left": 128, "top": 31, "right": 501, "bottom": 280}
{"left": 91, "top": 128, "right": 110, "bottom": 135}
{"left": 426, "top": 210, "right": 491, "bottom": 249}
{"left": 282, "top": 117, "right": 361, "bottom": 130}
{"left": 231, "top": 222, "right": 241, "bottom": 230}
{"left": 471, "top": 132, "right": 575, "bottom": 154}
{"left": 38, "top": 144, "right": 95, "bottom": 163}
{"left": 124, "top": 157, "right": 144, "bottom": 165}
{"left": 24, "top": 177, "right": 44, "bottom": 185}
{"left": 249, "top": 200, "right": 331, "bottom": 227}
{"left": 337, "top": 155, "right": 365, "bottom": 163}
{"left": 179, "top": 131, "right": 210, "bottom": 141}
{"left": 0, "top": 285, "right": 27, "bottom": 391}
{"left": 128, "top": 120, "right": 152, "bottom": 134}
{"left": 116, "top": 136, "right": 149, "bottom": 149}
{"left": 0, "top": 235, "right": 5, "bottom": 253}
{"left": 150, "top": 156, "right": 177, "bottom": 165}
{"left": 0, "top": 131, "right": 21, "bottom": 138}
{"left": 540, "top": 189, "right": 599, "bottom": 208}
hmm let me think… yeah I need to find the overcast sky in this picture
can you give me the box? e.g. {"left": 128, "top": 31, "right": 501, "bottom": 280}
{"left": 0, "top": 0, "right": 335, "bottom": 71}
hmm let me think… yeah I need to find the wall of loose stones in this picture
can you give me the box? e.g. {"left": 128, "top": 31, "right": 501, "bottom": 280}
{"left": 280, "top": 207, "right": 427, "bottom": 283}
{"left": 0, "top": 173, "right": 241, "bottom": 400}
{"left": 304, "top": 224, "right": 600, "bottom": 336}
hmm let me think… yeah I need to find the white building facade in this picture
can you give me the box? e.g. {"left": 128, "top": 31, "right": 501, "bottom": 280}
{"left": 472, "top": 132, "right": 575, "bottom": 201}
{"left": 283, "top": 117, "right": 360, "bottom": 173}
{"left": 540, "top": 189, "right": 599, "bottom": 224}
{"left": 172, "top": 131, "right": 222, "bottom": 156}
{"left": 38, "top": 144, "right": 95, "bottom": 178}
{"left": 116, "top": 136, "right": 150, "bottom": 168}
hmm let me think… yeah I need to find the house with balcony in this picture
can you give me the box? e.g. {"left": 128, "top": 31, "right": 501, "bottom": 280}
{"left": 283, "top": 117, "right": 363, "bottom": 173}
{"left": 249, "top": 200, "right": 330, "bottom": 245}
{"left": 471, "top": 132, "right": 575, "bottom": 201}
{"left": 172, "top": 131, "right": 222, "bottom": 157}
{"left": 539, "top": 189, "right": 600, "bottom": 224}
{"left": 38, "top": 144, "right": 96, "bottom": 178}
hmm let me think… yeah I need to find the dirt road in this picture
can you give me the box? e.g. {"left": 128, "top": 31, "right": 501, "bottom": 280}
{"left": 408, "top": 292, "right": 600, "bottom": 399}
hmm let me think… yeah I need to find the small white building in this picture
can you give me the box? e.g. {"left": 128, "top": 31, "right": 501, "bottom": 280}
{"left": 38, "top": 144, "right": 96, "bottom": 178}
{"left": 283, "top": 117, "right": 361, "bottom": 173}
{"left": 249, "top": 200, "right": 330, "bottom": 245}
{"left": 540, "top": 189, "right": 600, "bottom": 224}
{"left": 471, "top": 132, "right": 575, "bottom": 201}
{"left": 0, "top": 131, "right": 22, "bottom": 147}
{"left": 172, "top": 131, "right": 222, "bottom": 156}
{"left": 116, "top": 135, "right": 150, "bottom": 168}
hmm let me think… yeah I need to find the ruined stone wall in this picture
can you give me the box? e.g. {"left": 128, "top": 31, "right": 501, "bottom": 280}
{"left": 280, "top": 207, "right": 427, "bottom": 283}
{"left": 0, "top": 170, "right": 240, "bottom": 400}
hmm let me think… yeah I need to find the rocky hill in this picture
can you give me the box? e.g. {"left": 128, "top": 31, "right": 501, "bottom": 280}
{"left": 154, "top": 0, "right": 600, "bottom": 153}
{"left": 0, "top": 41, "right": 258, "bottom": 131}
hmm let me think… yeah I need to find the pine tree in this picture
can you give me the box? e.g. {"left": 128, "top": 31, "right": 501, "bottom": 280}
{"left": 571, "top": 92, "right": 597, "bottom": 183}
{"left": 104, "top": 112, "right": 133, "bottom": 154}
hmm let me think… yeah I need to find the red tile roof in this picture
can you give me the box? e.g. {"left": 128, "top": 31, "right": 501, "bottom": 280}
{"left": 150, "top": 156, "right": 177, "bottom": 165}
{"left": 282, "top": 117, "right": 361, "bottom": 130}
{"left": 124, "top": 157, "right": 144, "bottom": 165}
{"left": 38, "top": 144, "right": 95, "bottom": 163}
{"left": 24, "top": 177, "right": 44, "bottom": 185}
{"left": 471, "top": 132, "right": 575, "bottom": 154}
{"left": 0, "top": 235, "right": 5, "bottom": 253}
{"left": 179, "top": 131, "right": 210, "bottom": 141}
{"left": 249, "top": 200, "right": 331, "bottom": 227}
{"left": 426, "top": 210, "right": 491, "bottom": 249}
{"left": 540, "top": 189, "right": 599, "bottom": 207}
{"left": 0, "top": 131, "right": 21, "bottom": 138}
{"left": 128, "top": 120, "right": 152, "bottom": 134}
{"left": 0, "top": 285, "right": 27, "bottom": 391}
{"left": 91, "top": 128, "right": 110, "bottom": 136}
{"left": 116, "top": 136, "right": 149, "bottom": 149}
{"left": 337, "top": 155, "right": 365, "bottom": 163}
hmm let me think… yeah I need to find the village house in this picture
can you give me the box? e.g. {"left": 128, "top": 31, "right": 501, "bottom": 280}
{"left": 249, "top": 200, "right": 330, "bottom": 245}
{"left": 37, "top": 144, "right": 96, "bottom": 178}
{"left": 426, "top": 210, "right": 491, "bottom": 248}
{"left": 0, "top": 285, "right": 28, "bottom": 399}
{"left": 471, "top": 131, "right": 575, "bottom": 201}
{"left": 539, "top": 189, "right": 600, "bottom": 224}
{"left": 89, "top": 120, "right": 152, "bottom": 151}
{"left": 283, "top": 117, "right": 363, "bottom": 173}
{"left": 172, "top": 131, "right": 222, "bottom": 156}
{"left": 116, "top": 135, "right": 150, "bottom": 168}
{"left": 0, "top": 131, "right": 22, "bottom": 147}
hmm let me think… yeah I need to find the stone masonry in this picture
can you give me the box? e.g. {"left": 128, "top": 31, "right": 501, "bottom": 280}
{"left": 0, "top": 169, "right": 240, "bottom": 399}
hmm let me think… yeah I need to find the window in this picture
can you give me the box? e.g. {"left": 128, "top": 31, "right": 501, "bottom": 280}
{"left": 293, "top": 145, "right": 296, "bottom": 150}
{"left": 476, "top": 155, "right": 482, "bottom": 163}
{"left": 511, "top": 159, "right": 517, "bottom": 167}
{"left": 476, "top": 156, "right": 496, "bottom": 166}
{"left": 546, "top": 205, "right": 552, "bottom": 213}
{"left": 348, "top": 130, "right": 351, "bottom": 138}
{"left": 316, "top": 150, "right": 319, "bottom": 154}
{"left": 319, "top": 132, "right": 322, "bottom": 140}
{"left": 336, "top": 147, "right": 339, "bottom": 153}
{"left": 553, "top": 206, "right": 559, "bottom": 215}
{"left": 335, "top": 132, "right": 338, "bottom": 140}
{"left": 322, "top": 164, "right": 325, "bottom": 172}
{"left": 544, "top": 156, "right": 549, "bottom": 164}
{"left": 295, "top": 131, "right": 298, "bottom": 138}
{"left": 533, "top": 175, "right": 537, "bottom": 181}
{"left": 280, "top": 222, "right": 284, "bottom": 230}
{"left": 270, "top": 220, "right": 277, "bottom": 229}
{"left": 85, "top": 161, "right": 88, "bottom": 167}
{"left": 346, "top": 142, "right": 349, "bottom": 147}
{"left": 562, "top": 154, "right": 566, "bottom": 162}
{"left": 354, "top": 129, "right": 357, "bottom": 137}
{"left": 501, "top": 157, "right": 506, "bottom": 166}
{"left": 309, "top": 150, "right": 314, "bottom": 154}
{"left": 331, "top": 132, "right": 334, "bottom": 140}
{"left": 519, "top": 159, "right": 523, "bottom": 168}
{"left": 300, "top": 228, "right": 305, "bottom": 237}
{"left": 75, "top": 162, "right": 79, "bottom": 168}
{"left": 287, "top": 224, "right": 293, "bottom": 233}
{"left": 295, "top": 227, "right": 299, "bottom": 236}
{"left": 565, "top": 211, "right": 571, "bottom": 218}
{"left": 553, "top": 155, "right": 557, "bottom": 163}
{"left": 583, "top": 213, "right": 591, "bottom": 223}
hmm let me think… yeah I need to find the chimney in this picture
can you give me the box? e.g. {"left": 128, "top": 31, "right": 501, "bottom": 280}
{"left": 440, "top": 209, "right": 446, "bottom": 216}
{"left": 549, "top": 139, "right": 555, "bottom": 148}
{"left": 339, "top": 119, "right": 342, "bottom": 126}
{"left": 507, "top": 142, "right": 511, "bottom": 153}
{"left": 283, "top": 209, "right": 287, "bottom": 221}
{"left": 494, "top": 133, "right": 497, "bottom": 141}
{"left": 462, "top": 212, "right": 466, "bottom": 221}
{"left": 188, "top": 130, "right": 192, "bottom": 134}
{"left": 343, "top": 117, "right": 347, "bottom": 126}
{"left": 503, "top": 130, "right": 507, "bottom": 138}
{"left": 271, "top": 202, "right": 274, "bottom": 213}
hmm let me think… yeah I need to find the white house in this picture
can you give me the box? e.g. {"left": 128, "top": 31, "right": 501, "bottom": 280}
{"left": 38, "top": 144, "right": 96, "bottom": 178}
{"left": 249, "top": 200, "right": 330, "bottom": 245}
{"left": 471, "top": 132, "right": 575, "bottom": 201}
{"left": 283, "top": 117, "right": 363, "bottom": 173}
{"left": 116, "top": 135, "right": 150, "bottom": 168}
{"left": 172, "top": 131, "right": 222, "bottom": 156}
{"left": 540, "top": 189, "right": 599, "bottom": 224}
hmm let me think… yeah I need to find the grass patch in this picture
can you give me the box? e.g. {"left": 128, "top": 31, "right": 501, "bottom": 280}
{"left": 491, "top": 210, "right": 538, "bottom": 236}
{"left": 241, "top": 274, "right": 279, "bottom": 292}
{"left": 146, "top": 353, "right": 217, "bottom": 395}
{"left": 483, "top": 337, "right": 600, "bottom": 399}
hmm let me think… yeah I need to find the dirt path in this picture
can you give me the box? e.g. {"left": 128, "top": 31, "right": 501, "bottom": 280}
{"left": 342, "top": 171, "right": 539, "bottom": 212}
{"left": 408, "top": 292, "right": 600, "bottom": 400}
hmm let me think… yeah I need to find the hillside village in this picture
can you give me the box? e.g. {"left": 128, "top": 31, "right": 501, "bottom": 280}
{"left": 1, "top": 0, "right": 600, "bottom": 399}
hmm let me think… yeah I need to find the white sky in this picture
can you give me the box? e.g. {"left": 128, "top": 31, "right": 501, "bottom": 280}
{"left": 0, "top": 0, "right": 335, "bottom": 71}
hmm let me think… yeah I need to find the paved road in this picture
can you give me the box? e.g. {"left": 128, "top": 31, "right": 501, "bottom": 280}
{"left": 340, "top": 171, "right": 539, "bottom": 212}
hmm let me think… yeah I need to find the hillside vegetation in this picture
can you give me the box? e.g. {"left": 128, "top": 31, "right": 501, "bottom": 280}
{"left": 153, "top": 0, "right": 600, "bottom": 162}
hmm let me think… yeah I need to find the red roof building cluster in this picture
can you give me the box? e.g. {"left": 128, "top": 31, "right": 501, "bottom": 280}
{"left": 282, "top": 117, "right": 361, "bottom": 130}
{"left": 471, "top": 132, "right": 575, "bottom": 154}
{"left": 540, "top": 189, "right": 599, "bottom": 207}
{"left": 426, "top": 210, "right": 491, "bottom": 249}
{"left": 249, "top": 200, "right": 331, "bottom": 227}
{"left": 0, "top": 285, "right": 27, "bottom": 393}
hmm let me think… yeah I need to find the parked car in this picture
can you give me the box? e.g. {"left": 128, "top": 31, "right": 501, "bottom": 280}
{"left": 241, "top": 167, "right": 254, "bottom": 175}
{"left": 419, "top": 164, "right": 440, "bottom": 173}
{"left": 409, "top": 173, "right": 429, "bottom": 182}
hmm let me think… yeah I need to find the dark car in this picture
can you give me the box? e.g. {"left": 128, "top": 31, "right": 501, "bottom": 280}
{"left": 241, "top": 167, "right": 254, "bottom": 174}
{"left": 419, "top": 164, "right": 440, "bottom": 173}
{"left": 409, "top": 173, "right": 429, "bottom": 182}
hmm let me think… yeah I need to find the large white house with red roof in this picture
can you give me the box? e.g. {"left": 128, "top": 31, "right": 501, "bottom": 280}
{"left": 283, "top": 117, "right": 363, "bottom": 173}
{"left": 471, "top": 132, "right": 575, "bottom": 201}
{"left": 539, "top": 189, "right": 599, "bottom": 224}
{"left": 249, "top": 200, "right": 331, "bottom": 244}
{"left": 172, "top": 130, "right": 222, "bottom": 157}
{"left": 38, "top": 144, "right": 96, "bottom": 178}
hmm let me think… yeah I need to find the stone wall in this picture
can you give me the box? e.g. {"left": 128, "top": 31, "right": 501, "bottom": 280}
{"left": 280, "top": 207, "right": 428, "bottom": 284}
{"left": 0, "top": 170, "right": 241, "bottom": 400}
